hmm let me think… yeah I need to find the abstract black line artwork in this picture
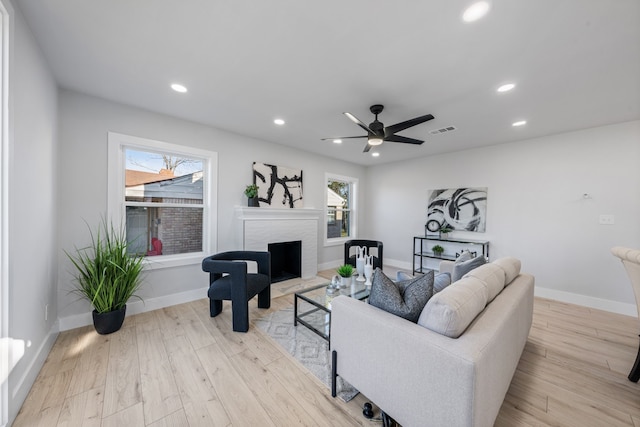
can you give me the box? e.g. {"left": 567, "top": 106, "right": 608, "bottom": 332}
{"left": 253, "top": 162, "right": 303, "bottom": 208}
{"left": 427, "top": 187, "right": 487, "bottom": 232}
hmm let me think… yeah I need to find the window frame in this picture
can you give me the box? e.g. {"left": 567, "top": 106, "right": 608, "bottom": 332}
{"left": 107, "top": 132, "right": 217, "bottom": 269}
{"left": 324, "top": 172, "right": 358, "bottom": 247}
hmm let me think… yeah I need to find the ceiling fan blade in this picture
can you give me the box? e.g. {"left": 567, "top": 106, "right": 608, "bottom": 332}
{"left": 385, "top": 114, "right": 434, "bottom": 135}
{"left": 320, "top": 136, "right": 367, "bottom": 141}
{"left": 363, "top": 143, "right": 373, "bottom": 153}
{"left": 344, "top": 112, "right": 375, "bottom": 134}
{"left": 385, "top": 134, "right": 424, "bottom": 145}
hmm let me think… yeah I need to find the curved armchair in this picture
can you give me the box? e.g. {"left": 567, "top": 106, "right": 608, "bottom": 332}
{"left": 344, "top": 239, "right": 383, "bottom": 270}
{"left": 202, "top": 251, "right": 271, "bottom": 332}
{"left": 611, "top": 246, "right": 640, "bottom": 382}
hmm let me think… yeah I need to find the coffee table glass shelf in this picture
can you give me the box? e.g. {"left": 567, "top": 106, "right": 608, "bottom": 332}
{"left": 294, "top": 281, "right": 370, "bottom": 344}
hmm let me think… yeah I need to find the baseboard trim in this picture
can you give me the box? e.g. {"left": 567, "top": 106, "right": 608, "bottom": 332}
{"left": 535, "top": 286, "right": 637, "bottom": 317}
{"left": 58, "top": 286, "right": 209, "bottom": 331}
{"left": 10, "top": 323, "right": 58, "bottom": 421}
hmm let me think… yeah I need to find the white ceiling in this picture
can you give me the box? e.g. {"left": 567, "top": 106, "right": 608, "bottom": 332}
{"left": 15, "top": 0, "right": 640, "bottom": 166}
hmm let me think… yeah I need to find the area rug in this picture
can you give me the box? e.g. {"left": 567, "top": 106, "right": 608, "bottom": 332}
{"left": 255, "top": 307, "right": 359, "bottom": 402}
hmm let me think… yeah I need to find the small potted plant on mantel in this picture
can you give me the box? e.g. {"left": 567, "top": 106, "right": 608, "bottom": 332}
{"left": 432, "top": 244, "right": 445, "bottom": 257}
{"left": 66, "top": 219, "right": 145, "bottom": 335}
{"left": 337, "top": 264, "right": 354, "bottom": 288}
{"left": 245, "top": 184, "right": 259, "bottom": 207}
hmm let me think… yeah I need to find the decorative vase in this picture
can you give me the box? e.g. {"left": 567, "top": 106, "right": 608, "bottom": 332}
{"left": 340, "top": 276, "right": 350, "bottom": 288}
{"left": 248, "top": 197, "right": 259, "bottom": 207}
{"left": 364, "top": 255, "right": 374, "bottom": 287}
{"left": 92, "top": 305, "right": 126, "bottom": 335}
{"left": 356, "top": 246, "right": 366, "bottom": 281}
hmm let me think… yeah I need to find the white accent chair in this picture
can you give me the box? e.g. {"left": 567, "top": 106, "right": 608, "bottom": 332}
{"left": 611, "top": 246, "right": 640, "bottom": 382}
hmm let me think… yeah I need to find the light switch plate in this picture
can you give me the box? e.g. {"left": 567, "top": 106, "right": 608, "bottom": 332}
{"left": 599, "top": 214, "right": 615, "bottom": 225}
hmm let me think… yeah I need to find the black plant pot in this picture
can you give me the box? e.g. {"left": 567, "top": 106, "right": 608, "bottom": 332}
{"left": 248, "top": 197, "right": 259, "bottom": 207}
{"left": 92, "top": 305, "right": 127, "bottom": 335}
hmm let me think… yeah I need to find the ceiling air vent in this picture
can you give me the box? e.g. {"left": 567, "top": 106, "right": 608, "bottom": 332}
{"left": 429, "top": 125, "right": 457, "bottom": 135}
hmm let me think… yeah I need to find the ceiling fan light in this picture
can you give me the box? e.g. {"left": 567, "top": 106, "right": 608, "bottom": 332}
{"left": 463, "top": 1, "right": 490, "bottom": 22}
{"left": 368, "top": 136, "right": 383, "bottom": 146}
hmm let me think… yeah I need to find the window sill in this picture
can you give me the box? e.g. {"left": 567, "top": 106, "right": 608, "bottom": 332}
{"left": 324, "top": 237, "right": 351, "bottom": 247}
{"left": 143, "top": 252, "right": 205, "bottom": 270}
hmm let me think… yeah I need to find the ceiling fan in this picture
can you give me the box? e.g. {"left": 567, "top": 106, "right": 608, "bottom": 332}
{"left": 322, "top": 104, "right": 435, "bottom": 152}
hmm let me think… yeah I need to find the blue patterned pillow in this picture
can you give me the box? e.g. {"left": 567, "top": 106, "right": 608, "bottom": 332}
{"left": 368, "top": 268, "right": 434, "bottom": 322}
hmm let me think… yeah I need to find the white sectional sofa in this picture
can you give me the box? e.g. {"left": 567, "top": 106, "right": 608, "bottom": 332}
{"left": 331, "top": 257, "right": 534, "bottom": 427}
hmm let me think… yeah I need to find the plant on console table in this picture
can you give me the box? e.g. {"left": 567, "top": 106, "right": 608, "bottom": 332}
{"left": 432, "top": 244, "right": 445, "bottom": 257}
{"left": 66, "top": 219, "right": 145, "bottom": 335}
{"left": 337, "top": 264, "right": 354, "bottom": 288}
{"left": 439, "top": 225, "right": 453, "bottom": 239}
{"left": 245, "top": 184, "right": 259, "bottom": 207}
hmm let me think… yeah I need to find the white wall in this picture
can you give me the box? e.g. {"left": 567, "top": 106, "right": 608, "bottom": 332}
{"left": 365, "top": 120, "right": 640, "bottom": 314}
{"left": 6, "top": 1, "right": 59, "bottom": 423}
{"left": 57, "top": 90, "right": 366, "bottom": 325}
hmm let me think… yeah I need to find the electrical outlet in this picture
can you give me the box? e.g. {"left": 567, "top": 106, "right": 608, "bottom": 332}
{"left": 45, "top": 304, "right": 49, "bottom": 321}
{"left": 599, "top": 214, "right": 615, "bottom": 225}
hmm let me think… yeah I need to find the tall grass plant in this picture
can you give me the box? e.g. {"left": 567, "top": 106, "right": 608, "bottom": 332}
{"left": 66, "top": 219, "right": 144, "bottom": 313}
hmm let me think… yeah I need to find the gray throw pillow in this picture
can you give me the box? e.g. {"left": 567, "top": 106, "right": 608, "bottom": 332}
{"left": 396, "top": 270, "right": 414, "bottom": 282}
{"left": 434, "top": 272, "right": 452, "bottom": 292}
{"left": 456, "top": 250, "right": 473, "bottom": 263}
{"left": 452, "top": 255, "right": 487, "bottom": 282}
{"left": 368, "top": 268, "right": 434, "bottom": 322}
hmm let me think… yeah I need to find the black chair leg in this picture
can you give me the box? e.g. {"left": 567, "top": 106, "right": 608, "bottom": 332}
{"left": 231, "top": 301, "right": 249, "bottom": 332}
{"left": 257, "top": 287, "right": 271, "bottom": 309}
{"left": 209, "top": 299, "right": 223, "bottom": 317}
{"left": 629, "top": 336, "right": 640, "bottom": 382}
{"left": 331, "top": 350, "right": 337, "bottom": 397}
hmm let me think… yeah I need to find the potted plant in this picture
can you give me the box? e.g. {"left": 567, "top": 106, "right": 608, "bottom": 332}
{"left": 337, "top": 264, "right": 354, "bottom": 288}
{"left": 439, "top": 225, "right": 454, "bottom": 239}
{"left": 432, "top": 244, "right": 445, "bottom": 257}
{"left": 66, "top": 219, "right": 145, "bottom": 335}
{"left": 245, "top": 184, "right": 259, "bottom": 207}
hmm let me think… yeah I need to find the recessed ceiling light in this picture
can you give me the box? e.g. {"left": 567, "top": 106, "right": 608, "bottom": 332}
{"left": 512, "top": 120, "right": 527, "bottom": 127}
{"left": 497, "top": 83, "right": 515, "bottom": 93}
{"left": 274, "top": 118, "right": 285, "bottom": 126}
{"left": 171, "top": 83, "right": 187, "bottom": 93}
{"left": 371, "top": 152, "right": 380, "bottom": 157}
{"left": 333, "top": 139, "right": 342, "bottom": 144}
{"left": 462, "top": 1, "right": 490, "bottom": 22}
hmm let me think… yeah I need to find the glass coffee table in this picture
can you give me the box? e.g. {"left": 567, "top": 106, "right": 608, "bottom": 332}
{"left": 294, "top": 281, "right": 370, "bottom": 346}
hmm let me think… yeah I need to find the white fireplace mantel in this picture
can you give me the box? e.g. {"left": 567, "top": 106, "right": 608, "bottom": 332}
{"left": 235, "top": 207, "right": 322, "bottom": 278}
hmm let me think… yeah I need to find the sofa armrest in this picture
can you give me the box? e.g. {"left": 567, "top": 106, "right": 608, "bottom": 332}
{"left": 439, "top": 259, "right": 454, "bottom": 275}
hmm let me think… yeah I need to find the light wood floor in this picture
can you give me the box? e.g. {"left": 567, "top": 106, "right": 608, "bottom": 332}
{"left": 13, "top": 274, "right": 640, "bottom": 426}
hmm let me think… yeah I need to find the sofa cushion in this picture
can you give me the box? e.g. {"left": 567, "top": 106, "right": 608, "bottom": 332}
{"left": 452, "top": 254, "right": 487, "bottom": 282}
{"left": 492, "top": 257, "right": 521, "bottom": 285}
{"left": 463, "top": 263, "right": 506, "bottom": 302}
{"left": 418, "top": 276, "right": 489, "bottom": 338}
{"left": 369, "top": 268, "right": 434, "bottom": 323}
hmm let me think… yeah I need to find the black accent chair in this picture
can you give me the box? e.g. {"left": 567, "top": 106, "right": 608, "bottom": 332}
{"left": 202, "top": 251, "right": 271, "bottom": 332}
{"left": 344, "top": 240, "right": 383, "bottom": 270}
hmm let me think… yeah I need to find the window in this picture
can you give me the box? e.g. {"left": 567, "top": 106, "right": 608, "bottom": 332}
{"left": 108, "top": 133, "right": 217, "bottom": 268}
{"left": 325, "top": 173, "right": 357, "bottom": 244}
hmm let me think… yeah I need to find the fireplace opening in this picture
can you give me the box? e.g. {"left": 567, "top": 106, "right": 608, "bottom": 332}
{"left": 268, "top": 240, "right": 302, "bottom": 283}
